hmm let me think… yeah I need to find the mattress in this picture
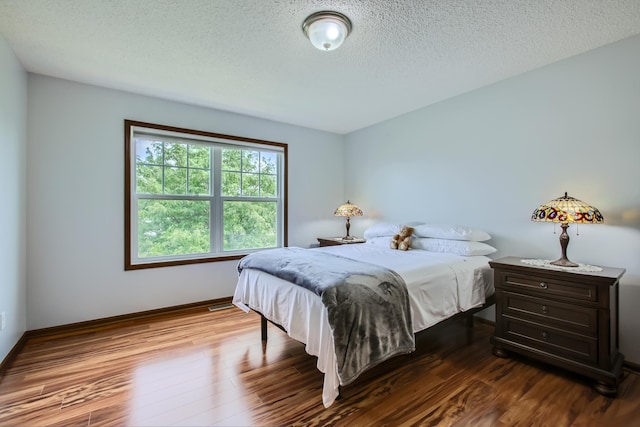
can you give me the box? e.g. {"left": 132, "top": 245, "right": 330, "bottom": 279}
{"left": 232, "top": 244, "right": 494, "bottom": 407}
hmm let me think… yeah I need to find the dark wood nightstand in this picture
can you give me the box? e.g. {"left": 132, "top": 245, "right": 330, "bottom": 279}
{"left": 489, "top": 256, "right": 625, "bottom": 396}
{"left": 317, "top": 237, "right": 366, "bottom": 247}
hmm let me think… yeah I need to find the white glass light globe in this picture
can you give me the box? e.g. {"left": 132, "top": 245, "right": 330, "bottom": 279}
{"left": 307, "top": 18, "right": 348, "bottom": 51}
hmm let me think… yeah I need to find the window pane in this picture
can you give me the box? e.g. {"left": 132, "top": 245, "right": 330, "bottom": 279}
{"left": 165, "top": 167, "right": 187, "bottom": 194}
{"left": 164, "top": 142, "right": 187, "bottom": 167}
{"left": 138, "top": 199, "right": 210, "bottom": 257}
{"left": 261, "top": 174, "right": 277, "bottom": 197}
{"left": 136, "top": 139, "right": 163, "bottom": 165}
{"left": 242, "top": 173, "right": 260, "bottom": 196}
{"left": 222, "top": 148, "right": 241, "bottom": 171}
{"left": 260, "top": 152, "right": 277, "bottom": 174}
{"left": 242, "top": 150, "right": 259, "bottom": 173}
{"left": 223, "top": 201, "right": 276, "bottom": 251}
{"left": 188, "top": 145, "right": 210, "bottom": 169}
{"left": 136, "top": 164, "right": 163, "bottom": 194}
{"left": 188, "top": 169, "right": 210, "bottom": 195}
{"left": 222, "top": 171, "right": 241, "bottom": 196}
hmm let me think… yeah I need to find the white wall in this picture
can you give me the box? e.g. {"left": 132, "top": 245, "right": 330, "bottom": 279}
{"left": 345, "top": 34, "right": 640, "bottom": 363}
{"left": 0, "top": 35, "right": 27, "bottom": 362}
{"left": 26, "top": 75, "right": 345, "bottom": 330}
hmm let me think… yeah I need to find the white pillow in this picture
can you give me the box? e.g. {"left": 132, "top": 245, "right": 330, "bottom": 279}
{"left": 412, "top": 238, "right": 497, "bottom": 256}
{"left": 404, "top": 221, "right": 425, "bottom": 227}
{"left": 466, "top": 229, "right": 492, "bottom": 242}
{"left": 365, "top": 236, "right": 392, "bottom": 246}
{"left": 363, "top": 222, "right": 401, "bottom": 239}
{"left": 413, "top": 223, "right": 491, "bottom": 242}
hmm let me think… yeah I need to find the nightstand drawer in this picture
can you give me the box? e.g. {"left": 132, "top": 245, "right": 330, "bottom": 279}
{"left": 502, "top": 316, "right": 598, "bottom": 364}
{"left": 502, "top": 272, "right": 597, "bottom": 303}
{"left": 502, "top": 291, "right": 597, "bottom": 337}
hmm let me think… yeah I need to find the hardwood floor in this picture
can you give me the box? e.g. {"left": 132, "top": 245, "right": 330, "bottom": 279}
{"left": 1, "top": 304, "right": 639, "bottom": 426}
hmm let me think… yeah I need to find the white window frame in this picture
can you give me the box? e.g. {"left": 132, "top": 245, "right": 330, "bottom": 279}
{"left": 125, "top": 120, "right": 288, "bottom": 270}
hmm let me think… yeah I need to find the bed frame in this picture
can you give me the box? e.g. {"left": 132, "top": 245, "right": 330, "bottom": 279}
{"left": 255, "top": 294, "right": 495, "bottom": 400}
{"left": 259, "top": 294, "right": 495, "bottom": 342}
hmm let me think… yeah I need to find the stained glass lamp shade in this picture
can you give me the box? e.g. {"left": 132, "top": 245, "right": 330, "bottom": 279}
{"left": 334, "top": 200, "right": 363, "bottom": 240}
{"left": 531, "top": 192, "right": 603, "bottom": 267}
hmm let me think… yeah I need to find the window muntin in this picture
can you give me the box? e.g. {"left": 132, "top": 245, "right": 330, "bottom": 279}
{"left": 125, "top": 120, "right": 287, "bottom": 270}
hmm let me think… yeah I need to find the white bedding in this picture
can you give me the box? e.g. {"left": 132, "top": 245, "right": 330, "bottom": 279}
{"left": 232, "top": 244, "right": 494, "bottom": 407}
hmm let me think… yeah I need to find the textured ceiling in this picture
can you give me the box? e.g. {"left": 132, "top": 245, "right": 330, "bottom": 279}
{"left": 1, "top": 0, "right": 640, "bottom": 134}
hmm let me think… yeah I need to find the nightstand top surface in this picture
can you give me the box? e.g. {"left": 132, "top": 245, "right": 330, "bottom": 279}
{"left": 317, "top": 237, "right": 366, "bottom": 244}
{"left": 489, "top": 256, "right": 625, "bottom": 280}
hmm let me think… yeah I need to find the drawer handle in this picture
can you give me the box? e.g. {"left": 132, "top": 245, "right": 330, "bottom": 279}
{"left": 539, "top": 282, "right": 548, "bottom": 289}
{"left": 541, "top": 331, "right": 549, "bottom": 340}
{"left": 541, "top": 305, "right": 549, "bottom": 314}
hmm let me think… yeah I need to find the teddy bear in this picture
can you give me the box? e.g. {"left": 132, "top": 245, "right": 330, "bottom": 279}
{"left": 390, "top": 225, "right": 414, "bottom": 251}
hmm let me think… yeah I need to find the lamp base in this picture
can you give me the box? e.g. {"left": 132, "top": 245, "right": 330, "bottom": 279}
{"left": 550, "top": 257, "right": 579, "bottom": 267}
{"left": 342, "top": 235, "right": 355, "bottom": 241}
{"left": 551, "top": 222, "right": 578, "bottom": 267}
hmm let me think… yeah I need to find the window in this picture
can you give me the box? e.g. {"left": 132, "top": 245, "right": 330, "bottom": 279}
{"left": 125, "top": 120, "right": 287, "bottom": 270}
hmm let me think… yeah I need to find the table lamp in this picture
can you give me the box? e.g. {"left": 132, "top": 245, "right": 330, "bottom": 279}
{"left": 531, "top": 192, "right": 603, "bottom": 267}
{"left": 334, "top": 200, "right": 363, "bottom": 240}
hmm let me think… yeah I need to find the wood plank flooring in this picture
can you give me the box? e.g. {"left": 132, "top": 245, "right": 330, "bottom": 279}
{"left": 1, "top": 305, "right": 639, "bottom": 426}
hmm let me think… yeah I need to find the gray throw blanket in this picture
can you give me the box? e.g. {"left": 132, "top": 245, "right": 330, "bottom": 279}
{"left": 237, "top": 247, "right": 415, "bottom": 385}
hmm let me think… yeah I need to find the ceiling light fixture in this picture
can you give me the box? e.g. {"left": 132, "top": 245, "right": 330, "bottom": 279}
{"left": 302, "top": 11, "right": 352, "bottom": 51}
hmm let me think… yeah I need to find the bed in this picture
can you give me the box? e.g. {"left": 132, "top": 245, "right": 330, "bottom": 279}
{"left": 233, "top": 239, "right": 495, "bottom": 408}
